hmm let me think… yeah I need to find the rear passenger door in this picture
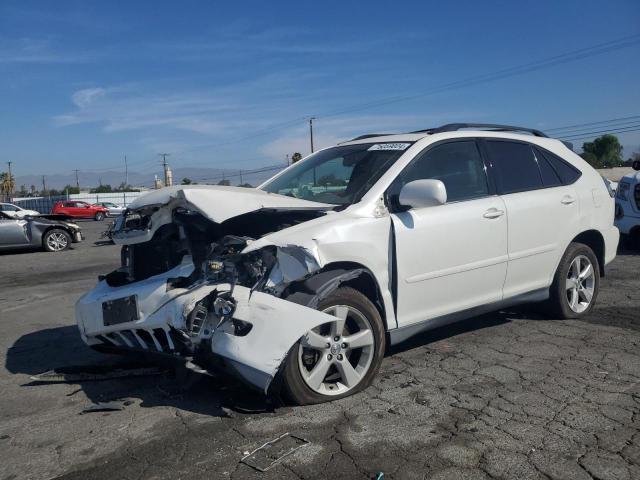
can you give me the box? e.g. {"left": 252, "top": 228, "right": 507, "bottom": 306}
{"left": 482, "top": 139, "right": 581, "bottom": 298}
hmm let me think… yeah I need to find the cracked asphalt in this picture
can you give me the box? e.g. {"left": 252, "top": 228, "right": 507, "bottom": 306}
{"left": 1, "top": 221, "right": 639, "bottom": 480}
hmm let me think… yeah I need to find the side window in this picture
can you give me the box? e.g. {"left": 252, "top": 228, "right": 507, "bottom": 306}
{"left": 536, "top": 148, "right": 581, "bottom": 185}
{"left": 391, "top": 140, "right": 489, "bottom": 204}
{"left": 63, "top": 202, "right": 74, "bottom": 207}
{"left": 486, "top": 140, "right": 543, "bottom": 194}
{"left": 533, "top": 148, "right": 562, "bottom": 187}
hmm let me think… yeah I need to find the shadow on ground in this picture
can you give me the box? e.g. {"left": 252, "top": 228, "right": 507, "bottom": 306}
{"left": 4, "top": 325, "right": 265, "bottom": 418}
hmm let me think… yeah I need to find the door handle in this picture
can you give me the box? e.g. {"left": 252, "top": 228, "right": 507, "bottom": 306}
{"left": 561, "top": 195, "right": 576, "bottom": 205}
{"left": 483, "top": 208, "right": 504, "bottom": 219}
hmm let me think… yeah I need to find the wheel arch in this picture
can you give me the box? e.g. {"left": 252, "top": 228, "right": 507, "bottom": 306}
{"left": 571, "top": 229, "right": 606, "bottom": 276}
{"left": 281, "top": 261, "right": 390, "bottom": 332}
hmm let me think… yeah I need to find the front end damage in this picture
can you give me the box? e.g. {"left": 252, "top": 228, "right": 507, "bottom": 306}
{"left": 75, "top": 187, "right": 343, "bottom": 393}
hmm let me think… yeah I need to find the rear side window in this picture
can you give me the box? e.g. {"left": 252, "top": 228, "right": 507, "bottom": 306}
{"left": 535, "top": 148, "right": 581, "bottom": 185}
{"left": 534, "top": 149, "right": 562, "bottom": 187}
{"left": 486, "top": 140, "right": 543, "bottom": 194}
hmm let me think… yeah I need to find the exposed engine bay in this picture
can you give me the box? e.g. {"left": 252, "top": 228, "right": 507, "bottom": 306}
{"left": 76, "top": 188, "right": 354, "bottom": 392}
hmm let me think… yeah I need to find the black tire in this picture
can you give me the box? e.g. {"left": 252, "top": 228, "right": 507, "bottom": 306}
{"left": 630, "top": 228, "right": 640, "bottom": 251}
{"left": 280, "top": 287, "right": 385, "bottom": 405}
{"left": 547, "top": 242, "right": 600, "bottom": 319}
{"left": 42, "top": 228, "right": 72, "bottom": 252}
{"left": 94, "top": 212, "right": 105, "bottom": 221}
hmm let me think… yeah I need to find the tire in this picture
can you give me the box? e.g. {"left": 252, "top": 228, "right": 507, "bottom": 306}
{"left": 548, "top": 242, "right": 600, "bottom": 319}
{"left": 94, "top": 212, "right": 105, "bottom": 221}
{"left": 281, "top": 286, "right": 386, "bottom": 405}
{"left": 43, "top": 229, "right": 72, "bottom": 252}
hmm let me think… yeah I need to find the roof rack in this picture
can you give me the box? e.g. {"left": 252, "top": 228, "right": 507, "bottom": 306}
{"left": 411, "top": 123, "right": 548, "bottom": 138}
{"left": 348, "top": 133, "right": 394, "bottom": 141}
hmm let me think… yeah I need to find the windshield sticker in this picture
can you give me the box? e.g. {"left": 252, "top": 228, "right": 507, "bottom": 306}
{"left": 368, "top": 143, "right": 411, "bottom": 151}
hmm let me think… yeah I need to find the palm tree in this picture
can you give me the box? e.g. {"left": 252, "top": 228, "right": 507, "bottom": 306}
{"left": 0, "top": 172, "right": 15, "bottom": 201}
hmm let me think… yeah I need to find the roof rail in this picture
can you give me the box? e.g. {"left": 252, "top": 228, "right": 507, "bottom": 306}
{"left": 412, "top": 123, "right": 548, "bottom": 138}
{"left": 348, "top": 133, "right": 394, "bottom": 141}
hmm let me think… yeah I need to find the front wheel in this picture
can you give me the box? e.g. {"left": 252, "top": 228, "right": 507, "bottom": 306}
{"left": 281, "top": 287, "right": 385, "bottom": 405}
{"left": 548, "top": 242, "right": 600, "bottom": 319}
{"left": 94, "top": 212, "right": 105, "bottom": 221}
{"left": 43, "top": 229, "right": 71, "bottom": 252}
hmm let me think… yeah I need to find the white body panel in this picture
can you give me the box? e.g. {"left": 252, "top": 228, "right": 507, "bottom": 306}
{"left": 614, "top": 171, "right": 640, "bottom": 235}
{"left": 501, "top": 186, "right": 580, "bottom": 298}
{"left": 392, "top": 196, "right": 508, "bottom": 326}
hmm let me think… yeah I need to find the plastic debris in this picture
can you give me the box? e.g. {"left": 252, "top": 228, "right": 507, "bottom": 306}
{"left": 29, "top": 365, "right": 166, "bottom": 383}
{"left": 240, "top": 433, "right": 309, "bottom": 472}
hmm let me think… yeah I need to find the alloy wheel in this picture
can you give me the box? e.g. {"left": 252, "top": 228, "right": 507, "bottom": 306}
{"left": 297, "top": 304, "right": 375, "bottom": 396}
{"left": 47, "top": 232, "right": 68, "bottom": 251}
{"left": 566, "top": 255, "right": 595, "bottom": 313}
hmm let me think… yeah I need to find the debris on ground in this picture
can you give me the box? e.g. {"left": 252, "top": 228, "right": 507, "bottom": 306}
{"left": 80, "top": 400, "right": 133, "bottom": 414}
{"left": 240, "top": 433, "right": 309, "bottom": 472}
{"left": 29, "top": 364, "right": 167, "bottom": 383}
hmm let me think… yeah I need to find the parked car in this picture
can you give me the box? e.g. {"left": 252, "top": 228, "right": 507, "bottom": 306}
{"left": 614, "top": 160, "right": 640, "bottom": 248}
{"left": 52, "top": 201, "right": 108, "bottom": 221}
{"left": 0, "top": 211, "right": 83, "bottom": 252}
{"left": 76, "top": 123, "right": 618, "bottom": 404}
{"left": 93, "top": 202, "right": 125, "bottom": 217}
{"left": 0, "top": 202, "right": 40, "bottom": 218}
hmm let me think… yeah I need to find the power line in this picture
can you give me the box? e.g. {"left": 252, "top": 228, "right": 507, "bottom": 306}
{"left": 163, "top": 33, "right": 640, "bottom": 160}
{"left": 557, "top": 124, "right": 640, "bottom": 141}
{"left": 546, "top": 114, "right": 640, "bottom": 132}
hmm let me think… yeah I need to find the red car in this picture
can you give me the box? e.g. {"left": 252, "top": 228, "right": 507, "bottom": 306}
{"left": 51, "top": 201, "right": 108, "bottom": 221}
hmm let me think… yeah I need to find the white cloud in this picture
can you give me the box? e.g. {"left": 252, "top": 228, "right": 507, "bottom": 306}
{"left": 71, "top": 88, "right": 106, "bottom": 108}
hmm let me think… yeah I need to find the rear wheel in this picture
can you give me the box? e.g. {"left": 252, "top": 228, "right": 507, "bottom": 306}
{"left": 281, "top": 287, "right": 385, "bottom": 405}
{"left": 548, "top": 242, "right": 599, "bottom": 319}
{"left": 43, "top": 229, "right": 71, "bottom": 252}
{"left": 94, "top": 212, "right": 105, "bottom": 221}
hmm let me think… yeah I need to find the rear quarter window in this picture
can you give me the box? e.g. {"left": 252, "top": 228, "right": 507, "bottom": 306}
{"left": 535, "top": 148, "right": 581, "bottom": 185}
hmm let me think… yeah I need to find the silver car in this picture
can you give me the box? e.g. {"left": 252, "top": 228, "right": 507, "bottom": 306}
{"left": 94, "top": 202, "right": 125, "bottom": 217}
{"left": 0, "top": 211, "right": 83, "bottom": 252}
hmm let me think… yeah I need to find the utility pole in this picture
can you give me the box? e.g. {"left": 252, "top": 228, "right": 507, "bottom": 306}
{"left": 158, "top": 153, "right": 170, "bottom": 186}
{"left": 286, "top": 154, "right": 289, "bottom": 166}
{"left": 124, "top": 155, "right": 128, "bottom": 187}
{"left": 42, "top": 175, "right": 46, "bottom": 194}
{"left": 309, "top": 117, "right": 316, "bottom": 153}
{"left": 239, "top": 170, "right": 243, "bottom": 185}
{"left": 73, "top": 169, "right": 80, "bottom": 191}
{"left": 7, "top": 161, "right": 13, "bottom": 197}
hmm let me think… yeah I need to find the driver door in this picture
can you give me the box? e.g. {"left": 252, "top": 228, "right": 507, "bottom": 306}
{"left": 0, "top": 217, "right": 30, "bottom": 246}
{"left": 389, "top": 139, "right": 508, "bottom": 327}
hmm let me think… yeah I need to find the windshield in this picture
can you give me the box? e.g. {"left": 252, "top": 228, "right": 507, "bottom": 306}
{"left": 260, "top": 142, "right": 411, "bottom": 205}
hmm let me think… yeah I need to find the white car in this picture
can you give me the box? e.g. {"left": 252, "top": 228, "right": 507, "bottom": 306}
{"left": 0, "top": 203, "right": 40, "bottom": 218}
{"left": 614, "top": 160, "right": 640, "bottom": 248}
{"left": 76, "top": 123, "right": 618, "bottom": 404}
{"left": 94, "top": 202, "right": 125, "bottom": 216}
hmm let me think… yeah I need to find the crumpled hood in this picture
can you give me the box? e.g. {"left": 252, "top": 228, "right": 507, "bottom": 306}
{"left": 127, "top": 185, "right": 331, "bottom": 224}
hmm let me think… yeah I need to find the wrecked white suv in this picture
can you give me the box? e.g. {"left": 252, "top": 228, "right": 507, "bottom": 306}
{"left": 76, "top": 123, "right": 619, "bottom": 404}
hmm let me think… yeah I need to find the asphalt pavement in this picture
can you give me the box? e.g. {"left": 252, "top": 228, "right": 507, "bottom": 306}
{"left": 1, "top": 220, "right": 639, "bottom": 480}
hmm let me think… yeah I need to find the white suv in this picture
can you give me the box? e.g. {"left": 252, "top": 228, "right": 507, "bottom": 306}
{"left": 76, "top": 123, "right": 618, "bottom": 404}
{"left": 614, "top": 160, "right": 640, "bottom": 248}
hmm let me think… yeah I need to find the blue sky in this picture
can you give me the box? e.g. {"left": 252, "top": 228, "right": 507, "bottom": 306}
{"left": 1, "top": 0, "right": 639, "bottom": 181}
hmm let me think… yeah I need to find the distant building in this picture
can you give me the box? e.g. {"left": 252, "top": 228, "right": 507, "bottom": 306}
{"left": 166, "top": 166, "right": 173, "bottom": 187}
{"left": 154, "top": 175, "right": 164, "bottom": 189}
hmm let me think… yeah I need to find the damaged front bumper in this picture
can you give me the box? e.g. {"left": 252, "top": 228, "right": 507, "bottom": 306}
{"left": 76, "top": 256, "right": 339, "bottom": 393}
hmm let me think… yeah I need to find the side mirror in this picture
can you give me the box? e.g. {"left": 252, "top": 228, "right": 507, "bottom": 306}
{"left": 633, "top": 160, "right": 640, "bottom": 171}
{"left": 399, "top": 179, "right": 447, "bottom": 209}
